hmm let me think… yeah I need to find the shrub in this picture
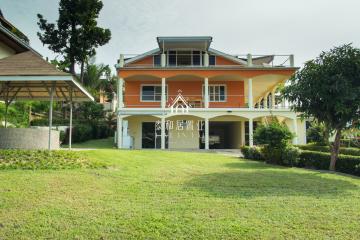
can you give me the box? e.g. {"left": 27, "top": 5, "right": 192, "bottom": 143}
{"left": 254, "top": 121, "right": 293, "bottom": 164}
{"left": 298, "top": 144, "right": 360, "bottom": 156}
{"left": 298, "top": 150, "right": 360, "bottom": 176}
{"left": 254, "top": 122, "right": 294, "bottom": 149}
{"left": 241, "top": 146, "right": 264, "bottom": 161}
{"left": 282, "top": 146, "right": 301, "bottom": 167}
{"left": 306, "top": 123, "right": 328, "bottom": 145}
{"left": 0, "top": 150, "right": 107, "bottom": 170}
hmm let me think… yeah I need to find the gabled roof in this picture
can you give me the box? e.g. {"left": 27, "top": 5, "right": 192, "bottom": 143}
{"left": 0, "top": 21, "right": 37, "bottom": 54}
{"left": 122, "top": 47, "right": 248, "bottom": 67}
{"left": 0, "top": 51, "right": 93, "bottom": 102}
{"left": 0, "top": 51, "right": 69, "bottom": 76}
{"left": 157, "top": 36, "right": 212, "bottom": 51}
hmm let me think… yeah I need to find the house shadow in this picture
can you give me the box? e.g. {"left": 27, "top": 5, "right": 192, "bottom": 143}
{"left": 184, "top": 167, "right": 359, "bottom": 198}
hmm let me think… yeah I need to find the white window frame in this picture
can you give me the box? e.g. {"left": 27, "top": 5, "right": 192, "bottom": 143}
{"left": 140, "top": 84, "right": 168, "bottom": 102}
{"left": 202, "top": 84, "right": 227, "bottom": 102}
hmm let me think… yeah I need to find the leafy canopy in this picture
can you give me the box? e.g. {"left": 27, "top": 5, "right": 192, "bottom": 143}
{"left": 282, "top": 44, "right": 360, "bottom": 131}
{"left": 37, "top": 0, "right": 111, "bottom": 75}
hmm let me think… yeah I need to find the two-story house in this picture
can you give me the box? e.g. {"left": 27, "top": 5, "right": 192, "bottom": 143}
{"left": 115, "top": 36, "right": 306, "bottom": 150}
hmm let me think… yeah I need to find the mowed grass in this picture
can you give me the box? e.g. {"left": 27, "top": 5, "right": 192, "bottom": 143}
{"left": 0, "top": 150, "right": 360, "bottom": 239}
{"left": 62, "top": 137, "right": 115, "bottom": 149}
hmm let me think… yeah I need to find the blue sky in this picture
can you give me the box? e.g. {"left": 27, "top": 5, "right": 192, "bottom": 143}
{"left": 1, "top": 0, "right": 360, "bottom": 70}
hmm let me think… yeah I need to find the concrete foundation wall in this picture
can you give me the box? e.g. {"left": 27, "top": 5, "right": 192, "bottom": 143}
{"left": 0, "top": 128, "right": 60, "bottom": 150}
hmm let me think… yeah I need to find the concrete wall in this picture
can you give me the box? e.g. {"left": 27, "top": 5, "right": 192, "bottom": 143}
{"left": 167, "top": 115, "right": 201, "bottom": 149}
{"left": 0, "top": 42, "right": 15, "bottom": 59}
{"left": 0, "top": 128, "right": 60, "bottom": 150}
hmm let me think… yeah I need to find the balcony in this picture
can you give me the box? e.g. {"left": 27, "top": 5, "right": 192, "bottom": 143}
{"left": 116, "top": 52, "right": 295, "bottom": 69}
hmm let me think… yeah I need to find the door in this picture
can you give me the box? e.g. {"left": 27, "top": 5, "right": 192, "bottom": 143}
{"left": 142, "top": 122, "right": 168, "bottom": 149}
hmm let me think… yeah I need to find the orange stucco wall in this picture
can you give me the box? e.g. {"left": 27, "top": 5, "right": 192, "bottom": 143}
{"left": 127, "top": 56, "right": 153, "bottom": 67}
{"left": 215, "top": 56, "right": 242, "bottom": 65}
{"left": 124, "top": 80, "right": 245, "bottom": 108}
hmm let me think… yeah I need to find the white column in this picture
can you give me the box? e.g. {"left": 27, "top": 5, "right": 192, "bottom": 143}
{"left": 118, "top": 78, "right": 124, "bottom": 108}
{"left": 205, "top": 118, "right": 209, "bottom": 150}
{"left": 204, "top": 77, "right": 209, "bottom": 108}
{"left": 249, "top": 118, "right": 254, "bottom": 147}
{"left": 248, "top": 78, "right": 253, "bottom": 109}
{"left": 247, "top": 54, "right": 253, "bottom": 67}
{"left": 161, "top": 78, "right": 166, "bottom": 109}
{"left": 257, "top": 99, "right": 261, "bottom": 109}
{"left": 117, "top": 116, "right": 123, "bottom": 148}
{"left": 271, "top": 89, "right": 276, "bottom": 109}
{"left": 292, "top": 118, "right": 298, "bottom": 145}
{"left": 161, "top": 117, "right": 166, "bottom": 149}
{"left": 119, "top": 54, "right": 125, "bottom": 67}
{"left": 289, "top": 54, "right": 294, "bottom": 67}
{"left": 69, "top": 87, "right": 73, "bottom": 150}
{"left": 204, "top": 52, "right": 209, "bottom": 67}
{"left": 117, "top": 77, "right": 124, "bottom": 149}
{"left": 161, "top": 53, "right": 166, "bottom": 67}
{"left": 240, "top": 121, "right": 245, "bottom": 146}
{"left": 264, "top": 93, "right": 268, "bottom": 109}
{"left": 48, "top": 83, "right": 55, "bottom": 150}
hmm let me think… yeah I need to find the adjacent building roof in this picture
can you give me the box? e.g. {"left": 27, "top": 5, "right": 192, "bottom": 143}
{"left": 0, "top": 51, "right": 94, "bottom": 102}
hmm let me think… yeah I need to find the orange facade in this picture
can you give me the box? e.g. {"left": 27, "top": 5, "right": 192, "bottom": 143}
{"left": 124, "top": 80, "right": 245, "bottom": 108}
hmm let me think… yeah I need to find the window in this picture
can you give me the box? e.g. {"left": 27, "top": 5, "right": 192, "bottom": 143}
{"left": 168, "top": 51, "right": 177, "bottom": 66}
{"left": 192, "top": 51, "right": 201, "bottom": 66}
{"left": 141, "top": 85, "right": 167, "bottom": 101}
{"left": 203, "top": 85, "right": 226, "bottom": 102}
{"left": 177, "top": 50, "right": 192, "bottom": 66}
{"left": 153, "top": 55, "right": 161, "bottom": 66}
{"left": 209, "top": 55, "right": 216, "bottom": 66}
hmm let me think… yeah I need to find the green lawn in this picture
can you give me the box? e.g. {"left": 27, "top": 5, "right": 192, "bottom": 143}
{"left": 1, "top": 150, "right": 360, "bottom": 239}
{"left": 62, "top": 137, "right": 115, "bottom": 149}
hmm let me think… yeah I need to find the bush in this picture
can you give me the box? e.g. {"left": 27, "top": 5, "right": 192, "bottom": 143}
{"left": 298, "top": 144, "right": 360, "bottom": 156}
{"left": 306, "top": 123, "right": 328, "bottom": 145}
{"left": 241, "top": 146, "right": 264, "bottom": 161}
{"left": 254, "top": 121, "right": 294, "bottom": 164}
{"left": 0, "top": 150, "right": 107, "bottom": 170}
{"left": 298, "top": 150, "right": 360, "bottom": 176}
{"left": 282, "top": 146, "right": 301, "bottom": 167}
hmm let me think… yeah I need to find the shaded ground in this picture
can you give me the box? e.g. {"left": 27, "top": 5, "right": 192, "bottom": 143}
{"left": 0, "top": 150, "right": 359, "bottom": 239}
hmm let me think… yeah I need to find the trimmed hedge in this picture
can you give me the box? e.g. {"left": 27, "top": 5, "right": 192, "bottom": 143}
{"left": 241, "top": 146, "right": 360, "bottom": 176}
{"left": 0, "top": 150, "right": 107, "bottom": 170}
{"left": 299, "top": 150, "right": 360, "bottom": 176}
{"left": 297, "top": 144, "right": 360, "bottom": 156}
{"left": 241, "top": 146, "right": 264, "bottom": 161}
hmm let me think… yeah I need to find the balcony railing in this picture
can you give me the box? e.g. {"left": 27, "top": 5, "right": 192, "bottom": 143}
{"left": 117, "top": 53, "right": 295, "bottom": 69}
{"left": 122, "top": 94, "right": 290, "bottom": 109}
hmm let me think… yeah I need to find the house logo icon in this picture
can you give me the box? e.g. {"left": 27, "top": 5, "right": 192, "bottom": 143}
{"left": 168, "top": 90, "right": 191, "bottom": 114}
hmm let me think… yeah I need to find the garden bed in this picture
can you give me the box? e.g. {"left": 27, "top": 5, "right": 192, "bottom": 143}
{"left": 0, "top": 150, "right": 107, "bottom": 170}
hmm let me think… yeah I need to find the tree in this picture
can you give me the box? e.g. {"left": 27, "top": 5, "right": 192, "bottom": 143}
{"left": 282, "top": 44, "right": 360, "bottom": 171}
{"left": 37, "top": 0, "right": 111, "bottom": 82}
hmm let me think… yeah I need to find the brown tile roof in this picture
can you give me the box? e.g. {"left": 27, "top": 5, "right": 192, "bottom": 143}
{"left": 0, "top": 51, "right": 70, "bottom": 76}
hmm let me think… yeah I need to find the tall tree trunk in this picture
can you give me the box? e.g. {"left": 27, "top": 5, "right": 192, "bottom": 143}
{"left": 329, "top": 128, "right": 342, "bottom": 171}
{"left": 80, "top": 60, "right": 85, "bottom": 84}
{"left": 4, "top": 102, "right": 8, "bottom": 128}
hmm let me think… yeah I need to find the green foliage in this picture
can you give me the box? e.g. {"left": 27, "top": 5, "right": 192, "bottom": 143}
{"left": 254, "top": 121, "right": 293, "bottom": 149}
{"left": 77, "top": 102, "right": 105, "bottom": 122}
{"left": 307, "top": 122, "right": 328, "bottom": 145}
{"left": 281, "top": 146, "right": 301, "bottom": 167}
{"left": 240, "top": 146, "right": 264, "bottom": 161}
{"left": 0, "top": 150, "right": 107, "bottom": 170}
{"left": 299, "top": 150, "right": 360, "bottom": 176}
{"left": 298, "top": 144, "right": 360, "bottom": 156}
{"left": 37, "top": 0, "right": 111, "bottom": 76}
{"left": 282, "top": 44, "right": 360, "bottom": 170}
{"left": 254, "top": 121, "right": 293, "bottom": 164}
